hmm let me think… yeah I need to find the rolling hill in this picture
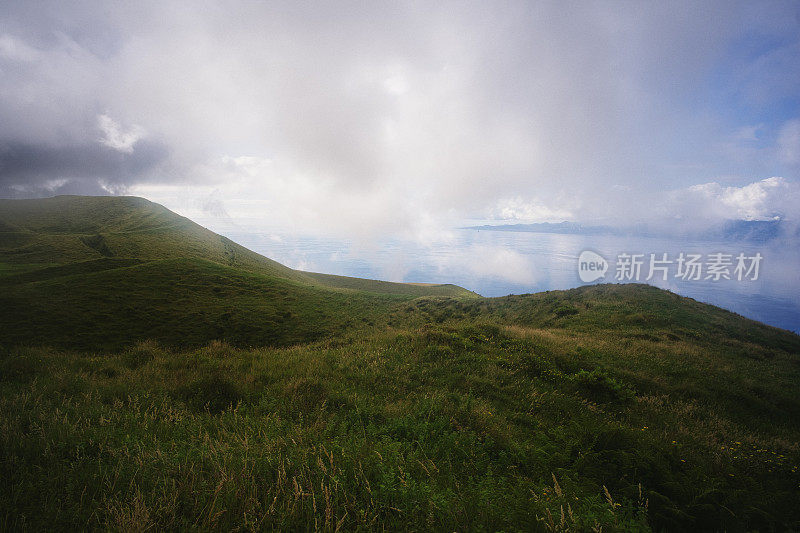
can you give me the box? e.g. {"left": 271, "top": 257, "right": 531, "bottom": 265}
{"left": 0, "top": 195, "right": 474, "bottom": 296}
{"left": 0, "top": 195, "right": 473, "bottom": 349}
{"left": 1, "top": 195, "right": 800, "bottom": 531}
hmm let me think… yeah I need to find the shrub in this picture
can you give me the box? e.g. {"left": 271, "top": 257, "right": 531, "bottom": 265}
{"left": 121, "top": 340, "right": 162, "bottom": 369}
{"left": 284, "top": 377, "right": 328, "bottom": 414}
{"left": 517, "top": 353, "right": 554, "bottom": 377}
{"left": 554, "top": 304, "right": 579, "bottom": 317}
{"left": 573, "top": 369, "right": 635, "bottom": 403}
{"left": 422, "top": 344, "right": 455, "bottom": 360}
{"left": 199, "top": 340, "right": 234, "bottom": 359}
{"left": 99, "top": 366, "right": 118, "bottom": 378}
{"left": 0, "top": 348, "right": 44, "bottom": 383}
{"left": 178, "top": 374, "right": 242, "bottom": 413}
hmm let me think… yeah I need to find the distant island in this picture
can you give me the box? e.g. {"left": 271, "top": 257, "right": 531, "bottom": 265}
{"left": 467, "top": 219, "right": 789, "bottom": 243}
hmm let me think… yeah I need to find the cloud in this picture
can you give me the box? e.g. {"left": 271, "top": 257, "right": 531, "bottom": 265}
{"left": 458, "top": 245, "right": 537, "bottom": 285}
{"left": 97, "top": 114, "right": 144, "bottom": 153}
{"left": 666, "top": 176, "right": 800, "bottom": 224}
{"left": 0, "top": 34, "right": 40, "bottom": 61}
{"left": 0, "top": 2, "right": 798, "bottom": 241}
{"left": 732, "top": 124, "right": 763, "bottom": 143}
{"left": 488, "top": 197, "right": 574, "bottom": 223}
{"left": 0, "top": 139, "right": 169, "bottom": 198}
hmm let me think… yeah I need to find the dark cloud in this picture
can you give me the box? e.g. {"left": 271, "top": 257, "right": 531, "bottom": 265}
{"left": 0, "top": 139, "right": 169, "bottom": 197}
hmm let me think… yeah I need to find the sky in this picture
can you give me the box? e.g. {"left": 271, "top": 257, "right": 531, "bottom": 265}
{"left": 1, "top": 1, "right": 799, "bottom": 242}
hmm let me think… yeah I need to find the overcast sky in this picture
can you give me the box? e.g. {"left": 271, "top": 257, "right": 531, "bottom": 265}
{"left": 1, "top": 1, "right": 799, "bottom": 240}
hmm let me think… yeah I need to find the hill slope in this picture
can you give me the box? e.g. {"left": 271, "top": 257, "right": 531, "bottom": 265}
{"left": 2, "top": 284, "right": 800, "bottom": 530}
{"left": 0, "top": 195, "right": 474, "bottom": 298}
{"left": 0, "top": 196, "right": 474, "bottom": 349}
{"left": 0, "top": 195, "right": 304, "bottom": 279}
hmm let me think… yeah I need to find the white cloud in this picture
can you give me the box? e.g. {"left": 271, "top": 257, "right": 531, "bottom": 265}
{"left": 127, "top": 154, "right": 457, "bottom": 243}
{"left": 670, "top": 176, "right": 799, "bottom": 222}
{"left": 489, "top": 197, "right": 574, "bottom": 222}
{"left": 2, "top": 2, "right": 800, "bottom": 243}
{"left": 383, "top": 66, "right": 409, "bottom": 95}
{"left": 431, "top": 244, "right": 538, "bottom": 285}
{"left": 0, "top": 34, "right": 39, "bottom": 62}
{"left": 97, "top": 114, "right": 144, "bottom": 153}
{"left": 732, "top": 124, "right": 763, "bottom": 142}
{"left": 465, "top": 246, "right": 537, "bottom": 285}
{"left": 43, "top": 178, "right": 69, "bottom": 191}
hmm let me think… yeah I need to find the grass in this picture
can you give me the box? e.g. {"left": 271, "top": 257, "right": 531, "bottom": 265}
{"left": 0, "top": 257, "right": 438, "bottom": 350}
{"left": 304, "top": 271, "right": 475, "bottom": 297}
{"left": 2, "top": 322, "right": 799, "bottom": 531}
{"left": 1, "top": 195, "right": 799, "bottom": 531}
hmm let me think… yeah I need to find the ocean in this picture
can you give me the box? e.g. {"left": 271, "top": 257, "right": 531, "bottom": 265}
{"left": 228, "top": 229, "right": 800, "bottom": 334}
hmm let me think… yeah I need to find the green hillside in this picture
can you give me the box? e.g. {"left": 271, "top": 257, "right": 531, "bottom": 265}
{"left": 0, "top": 196, "right": 473, "bottom": 350}
{"left": 0, "top": 195, "right": 472, "bottom": 298}
{"left": 0, "top": 257, "right": 410, "bottom": 349}
{"left": 0, "top": 195, "right": 303, "bottom": 279}
{"left": 1, "top": 195, "right": 800, "bottom": 531}
{"left": 305, "top": 270, "right": 475, "bottom": 297}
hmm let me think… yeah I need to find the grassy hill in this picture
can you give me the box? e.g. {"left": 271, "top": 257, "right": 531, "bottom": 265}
{"left": 0, "top": 195, "right": 473, "bottom": 296}
{"left": 1, "top": 195, "right": 799, "bottom": 531}
{"left": 0, "top": 195, "right": 302, "bottom": 278}
{"left": 0, "top": 196, "right": 473, "bottom": 350}
{"left": 305, "top": 270, "right": 471, "bottom": 297}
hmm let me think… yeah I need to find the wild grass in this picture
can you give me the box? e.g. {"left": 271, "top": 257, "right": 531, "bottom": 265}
{"left": 0, "top": 257, "right": 474, "bottom": 350}
{"left": 2, "top": 316, "right": 799, "bottom": 531}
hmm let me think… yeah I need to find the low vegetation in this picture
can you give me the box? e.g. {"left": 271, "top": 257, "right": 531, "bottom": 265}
{"left": 1, "top": 196, "right": 799, "bottom": 531}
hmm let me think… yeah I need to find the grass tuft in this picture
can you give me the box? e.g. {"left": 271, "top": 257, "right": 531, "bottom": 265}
{"left": 178, "top": 373, "right": 242, "bottom": 414}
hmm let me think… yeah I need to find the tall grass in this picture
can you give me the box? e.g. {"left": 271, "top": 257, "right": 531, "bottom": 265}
{"left": 2, "top": 318, "right": 799, "bottom": 531}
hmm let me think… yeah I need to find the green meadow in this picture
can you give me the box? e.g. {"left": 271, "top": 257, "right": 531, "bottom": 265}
{"left": 1, "top": 196, "right": 799, "bottom": 531}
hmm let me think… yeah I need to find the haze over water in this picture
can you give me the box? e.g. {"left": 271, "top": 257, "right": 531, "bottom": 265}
{"left": 230, "top": 229, "right": 800, "bottom": 334}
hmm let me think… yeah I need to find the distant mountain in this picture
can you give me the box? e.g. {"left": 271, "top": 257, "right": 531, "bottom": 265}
{"left": 468, "top": 221, "right": 615, "bottom": 235}
{"left": 468, "top": 219, "right": 787, "bottom": 243}
{"left": 700, "top": 219, "right": 784, "bottom": 242}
